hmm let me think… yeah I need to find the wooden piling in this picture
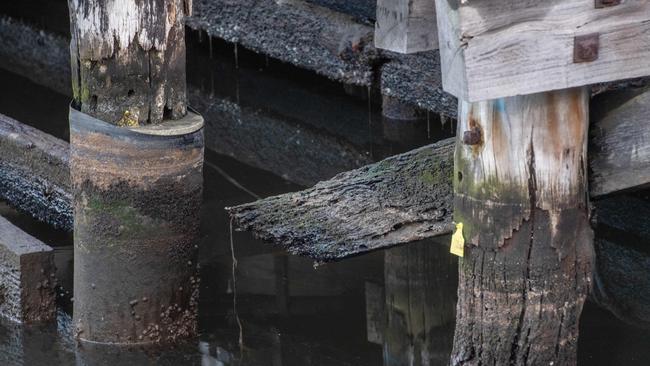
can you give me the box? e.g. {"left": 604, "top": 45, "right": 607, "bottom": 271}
{"left": 67, "top": 0, "right": 203, "bottom": 344}
{"left": 451, "top": 88, "right": 594, "bottom": 365}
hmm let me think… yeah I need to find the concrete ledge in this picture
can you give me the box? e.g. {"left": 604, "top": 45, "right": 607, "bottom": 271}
{"left": 0, "top": 215, "right": 56, "bottom": 323}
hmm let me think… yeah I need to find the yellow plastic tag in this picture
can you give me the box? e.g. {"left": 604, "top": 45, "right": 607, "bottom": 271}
{"left": 450, "top": 222, "right": 465, "bottom": 257}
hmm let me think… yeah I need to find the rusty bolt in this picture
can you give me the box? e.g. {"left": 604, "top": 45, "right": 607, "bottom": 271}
{"left": 595, "top": 0, "right": 621, "bottom": 8}
{"left": 463, "top": 127, "right": 481, "bottom": 145}
{"left": 574, "top": 33, "right": 600, "bottom": 63}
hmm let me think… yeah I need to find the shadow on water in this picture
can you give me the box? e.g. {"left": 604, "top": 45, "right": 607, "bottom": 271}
{"left": 0, "top": 23, "right": 648, "bottom": 366}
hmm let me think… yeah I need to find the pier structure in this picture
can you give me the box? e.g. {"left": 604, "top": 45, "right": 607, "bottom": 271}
{"left": 0, "top": 1, "right": 647, "bottom": 363}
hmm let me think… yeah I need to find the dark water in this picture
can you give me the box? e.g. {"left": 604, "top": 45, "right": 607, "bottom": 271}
{"left": 0, "top": 35, "right": 649, "bottom": 366}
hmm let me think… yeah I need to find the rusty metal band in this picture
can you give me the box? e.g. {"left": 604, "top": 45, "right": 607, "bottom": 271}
{"left": 69, "top": 106, "right": 204, "bottom": 344}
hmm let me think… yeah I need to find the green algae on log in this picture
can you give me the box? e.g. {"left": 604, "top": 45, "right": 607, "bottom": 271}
{"left": 227, "top": 138, "right": 456, "bottom": 262}
{"left": 451, "top": 88, "right": 594, "bottom": 366}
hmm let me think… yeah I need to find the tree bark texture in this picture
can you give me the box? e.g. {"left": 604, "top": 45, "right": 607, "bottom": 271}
{"left": 68, "top": 0, "right": 191, "bottom": 125}
{"left": 451, "top": 88, "right": 595, "bottom": 365}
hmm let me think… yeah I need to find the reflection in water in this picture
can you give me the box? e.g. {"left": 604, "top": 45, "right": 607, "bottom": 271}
{"left": 0, "top": 33, "right": 648, "bottom": 366}
{"left": 366, "top": 239, "right": 458, "bottom": 366}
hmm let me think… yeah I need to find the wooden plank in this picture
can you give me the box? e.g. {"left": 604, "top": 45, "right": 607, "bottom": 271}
{"left": 0, "top": 215, "right": 56, "bottom": 323}
{"left": 0, "top": 113, "right": 71, "bottom": 231}
{"left": 188, "top": 0, "right": 455, "bottom": 115}
{"left": 435, "top": 0, "right": 650, "bottom": 101}
{"left": 375, "top": 0, "right": 438, "bottom": 53}
{"left": 590, "top": 86, "right": 650, "bottom": 197}
{"left": 227, "top": 139, "right": 456, "bottom": 262}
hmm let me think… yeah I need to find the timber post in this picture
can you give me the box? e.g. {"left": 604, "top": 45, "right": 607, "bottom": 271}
{"left": 67, "top": 0, "right": 204, "bottom": 344}
{"left": 451, "top": 89, "right": 594, "bottom": 364}
{"left": 433, "top": 0, "right": 650, "bottom": 364}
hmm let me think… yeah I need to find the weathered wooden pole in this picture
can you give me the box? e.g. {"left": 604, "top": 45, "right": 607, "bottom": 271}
{"left": 67, "top": 0, "right": 203, "bottom": 344}
{"left": 433, "top": 0, "right": 650, "bottom": 363}
{"left": 68, "top": 0, "right": 189, "bottom": 125}
{"left": 451, "top": 88, "right": 594, "bottom": 365}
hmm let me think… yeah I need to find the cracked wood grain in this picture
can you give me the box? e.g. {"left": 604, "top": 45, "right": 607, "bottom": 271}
{"left": 68, "top": 0, "right": 191, "bottom": 124}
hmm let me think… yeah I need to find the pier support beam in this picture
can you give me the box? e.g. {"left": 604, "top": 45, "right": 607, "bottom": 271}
{"left": 451, "top": 88, "right": 594, "bottom": 365}
{"left": 67, "top": 0, "right": 203, "bottom": 344}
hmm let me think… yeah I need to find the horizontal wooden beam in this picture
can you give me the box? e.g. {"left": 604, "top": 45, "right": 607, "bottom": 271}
{"left": 227, "top": 84, "right": 650, "bottom": 260}
{"left": 435, "top": 0, "right": 650, "bottom": 101}
{"left": 0, "top": 113, "right": 71, "bottom": 231}
{"left": 0, "top": 215, "right": 56, "bottom": 323}
{"left": 187, "top": 0, "right": 456, "bottom": 116}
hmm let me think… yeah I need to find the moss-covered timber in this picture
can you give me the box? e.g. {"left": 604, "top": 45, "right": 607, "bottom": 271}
{"left": 227, "top": 138, "right": 456, "bottom": 262}
{"left": 451, "top": 88, "right": 594, "bottom": 366}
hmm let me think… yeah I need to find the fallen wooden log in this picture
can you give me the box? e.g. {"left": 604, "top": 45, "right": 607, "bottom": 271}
{"left": 227, "top": 138, "right": 456, "bottom": 261}
{"left": 0, "top": 215, "right": 56, "bottom": 323}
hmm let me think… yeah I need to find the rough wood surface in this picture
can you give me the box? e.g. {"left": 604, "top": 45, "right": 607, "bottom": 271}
{"left": 0, "top": 17, "right": 376, "bottom": 187}
{"left": 68, "top": 0, "right": 190, "bottom": 124}
{"left": 454, "top": 88, "right": 591, "bottom": 247}
{"left": 0, "top": 113, "right": 71, "bottom": 231}
{"left": 591, "top": 195, "right": 650, "bottom": 329}
{"left": 227, "top": 139, "right": 455, "bottom": 262}
{"left": 451, "top": 88, "right": 594, "bottom": 365}
{"left": 435, "top": 0, "right": 650, "bottom": 101}
{"left": 0, "top": 215, "right": 56, "bottom": 323}
{"left": 590, "top": 86, "right": 650, "bottom": 197}
{"left": 188, "top": 0, "right": 457, "bottom": 117}
{"left": 375, "top": 0, "right": 438, "bottom": 54}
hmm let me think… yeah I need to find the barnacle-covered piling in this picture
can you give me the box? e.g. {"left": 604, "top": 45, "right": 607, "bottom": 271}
{"left": 70, "top": 108, "right": 204, "bottom": 344}
{"left": 67, "top": 0, "right": 203, "bottom": 344}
